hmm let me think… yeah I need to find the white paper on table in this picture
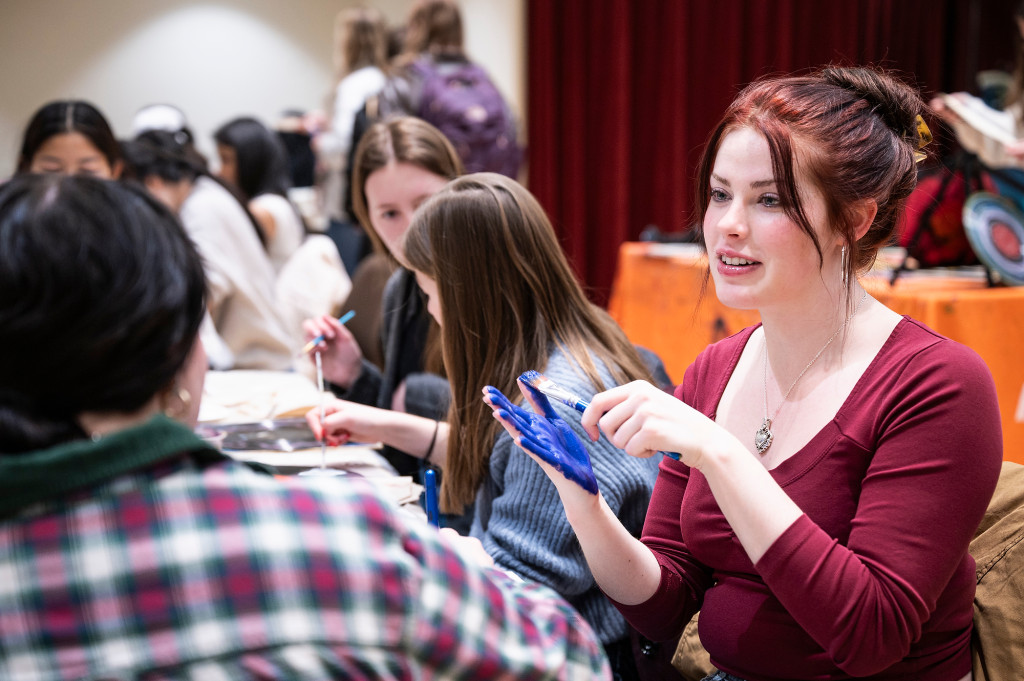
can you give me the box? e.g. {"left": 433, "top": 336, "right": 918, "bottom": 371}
{"left": 200, "top": 370, "right": 324, "bottom": 423}
{"left": 223, "top": 445, "right": 422, "bottom": 507}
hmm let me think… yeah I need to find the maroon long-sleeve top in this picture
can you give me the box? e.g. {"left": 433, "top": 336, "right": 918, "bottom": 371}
{"left": 614, "top": 318, "right": 1002, "bottom": 681}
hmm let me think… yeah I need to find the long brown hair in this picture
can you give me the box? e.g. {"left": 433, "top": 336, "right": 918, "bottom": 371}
{"left": 325, "top": 8, "right": 387, "bottom": 126}
{"left": 334, "top": 6, "right": 387, "bottom": 78}
{"left": 403, "top": 0, "right": 464, "bottom": 57}
{"left": 404, "top": 173, "right": 653, "bottom": 511}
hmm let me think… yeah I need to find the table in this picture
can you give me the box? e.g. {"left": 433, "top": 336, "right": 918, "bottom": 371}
{"left": 197, "top": 370, "right": 423, "bottom": 510}
{"left": 609, "top": 242, "right": 1024, "bottom": 464}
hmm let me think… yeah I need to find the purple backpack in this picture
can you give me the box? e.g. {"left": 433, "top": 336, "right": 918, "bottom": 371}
{"left": 411, "top": 58, "right": 523, "bottom": 178}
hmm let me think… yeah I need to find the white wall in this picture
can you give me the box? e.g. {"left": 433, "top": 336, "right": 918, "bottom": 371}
{"left": 0, "top": 0, "right": 524, "bottom": 176}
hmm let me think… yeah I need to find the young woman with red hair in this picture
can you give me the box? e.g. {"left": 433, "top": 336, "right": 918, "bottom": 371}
{"left": 488, "top": 66, "right": 1002, "bottom": 681}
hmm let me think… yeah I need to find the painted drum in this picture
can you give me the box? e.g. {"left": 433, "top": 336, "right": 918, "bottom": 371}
{"left": 963, "top": 192, "right": 1024, "bottom": 286}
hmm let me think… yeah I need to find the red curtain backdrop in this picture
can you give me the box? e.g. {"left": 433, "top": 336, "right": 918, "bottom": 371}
{"left": 527, "top": 0, "right": 1019, "bottom": 304}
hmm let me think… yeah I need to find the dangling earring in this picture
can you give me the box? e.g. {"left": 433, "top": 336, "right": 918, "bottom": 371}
{"left": 841, "top": 245, "right": 849, "bottom": 289}
{"left": 163, "top": 387, "right": 192, "bottom": 419}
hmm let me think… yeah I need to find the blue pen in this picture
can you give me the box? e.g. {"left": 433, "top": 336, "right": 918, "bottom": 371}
{"left": 520, "top": 370, "right": 681, "bottom": 461}
{"left": 424, "top": 469, "right": 441, "bottom": 528}
{"left": 300, "top": 310, "right": 356, "bottom": 355}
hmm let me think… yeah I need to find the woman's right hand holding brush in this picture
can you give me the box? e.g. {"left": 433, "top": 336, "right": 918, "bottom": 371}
{"left": 306, "top": 398, "right": 408, "bottom": 446}
{"left": 302, "top": 314, "right": 363, "bottom": 389}
{"left": 581, "top": 380, "right": 729, "bottom": 472}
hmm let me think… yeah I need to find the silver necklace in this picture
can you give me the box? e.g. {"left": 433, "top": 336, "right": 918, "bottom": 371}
{"left": 754, "top": 290, "right": 868, "bottom": 455}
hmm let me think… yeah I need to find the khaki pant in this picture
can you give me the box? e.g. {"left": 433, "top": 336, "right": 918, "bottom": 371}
{"left": 971, "top": 461, "right": 1024, "bottom": 681}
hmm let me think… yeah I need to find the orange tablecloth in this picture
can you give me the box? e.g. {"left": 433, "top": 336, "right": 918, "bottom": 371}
{"left": 608, "top": 242, "right": 1024, "bottom": 464}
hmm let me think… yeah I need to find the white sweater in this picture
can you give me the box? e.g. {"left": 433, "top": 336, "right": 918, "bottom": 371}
{"left": 179, "top": 177, "right": 298, "bottom": 370}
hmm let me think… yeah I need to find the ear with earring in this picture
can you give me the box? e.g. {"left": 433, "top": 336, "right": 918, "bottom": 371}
{"left": 163, "top": 387, "right": 192, "bottom": 420}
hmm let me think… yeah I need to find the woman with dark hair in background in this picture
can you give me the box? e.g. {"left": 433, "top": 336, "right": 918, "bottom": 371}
{"left": 120, "top": 129, "right": 200, "bottom": 214}
{"left": 16, "top": 99, "right": 122, "bottom": 178}
{"left": 0, "top": 174, "right": 612, "bottom": 681}
{"left": 122, "top": 130, "right": 298, "bottom": 370}
{"left": 214, "top": 116, "right": 306, "bottom": 272}
{"left": 488, "top": 65, "right": 1002, "bottom": 681}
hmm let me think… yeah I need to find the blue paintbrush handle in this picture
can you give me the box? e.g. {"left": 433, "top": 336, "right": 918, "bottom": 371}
{"left": 569, "top": 397, "right": 591, "bottom": 412}
{"left": 311, "top": 310, "right": 355, "bottom": 346}
{"left": 302, "top": 310, "right": 356, "bottom": 354}
{"left": 566, "top": 398, "right": 680, "bottom": 460}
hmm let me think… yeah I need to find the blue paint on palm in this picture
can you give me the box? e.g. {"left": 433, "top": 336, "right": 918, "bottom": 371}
{"left": 484, "top": 384, "right": 599, "bottom": 495}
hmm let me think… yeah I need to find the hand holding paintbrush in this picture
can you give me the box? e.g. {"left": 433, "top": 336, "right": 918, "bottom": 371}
{"left": 300, "top": 310, "right": 355, "bottom": 355}
{"left": 299, "top": 350, "right": 346, "bottom": 478}
{"left": 483, "top": 372, "right": 684, "bottom": 500}
{"left": 299, "top": 311, "right": 363, "bottom": 389}
{"left": 518, "top": 371, "right": 680, "bottom": 461}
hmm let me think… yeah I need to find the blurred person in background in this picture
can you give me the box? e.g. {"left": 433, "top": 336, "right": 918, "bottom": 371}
{"left": 377, "top": 0, "right": 522, "bottom": 179}
{"left": 316, "top": 6, "right": 388, "bottom": 225}
{"left": 16, "top": 99, "right": 122, "bottom": 179}
{"left": 215, "top": 116, "right": 307, "bottom": 272}
{"left": 122, "top": 128, "right": 298, "bottom": 370}
{"left": 931, "top": 0, "right": 1024, "bottom": 205}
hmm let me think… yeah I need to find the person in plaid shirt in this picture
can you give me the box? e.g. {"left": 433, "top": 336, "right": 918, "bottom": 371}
{"left": 0, "top": 175, "right": 610, "bottom": 681}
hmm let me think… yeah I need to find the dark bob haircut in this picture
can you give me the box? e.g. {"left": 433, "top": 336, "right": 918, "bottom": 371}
{"left": 0, "top": 175, "right": 206, "bottom": 453}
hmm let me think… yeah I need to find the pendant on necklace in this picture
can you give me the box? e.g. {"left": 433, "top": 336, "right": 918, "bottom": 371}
{"left": 754, "top": 418, "right": 773, "bottom": 455}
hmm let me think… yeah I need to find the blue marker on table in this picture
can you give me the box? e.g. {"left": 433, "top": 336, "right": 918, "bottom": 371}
{"left": 424, "top": 468, "right": 441, "bottom": 528}
{"left": 300, "top": 310, "right": 356, "bottom": 355}
{"left": 519, "top": 370, "right": 681, "bottom": 461}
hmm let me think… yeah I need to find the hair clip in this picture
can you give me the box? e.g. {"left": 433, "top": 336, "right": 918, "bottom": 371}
{"left": 913, "top": 114, "right": 932, "bottom": 164}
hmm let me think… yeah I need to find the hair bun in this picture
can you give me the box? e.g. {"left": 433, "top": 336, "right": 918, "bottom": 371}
{"left": 821, "top": 66, "right": 923, "bottom": 143}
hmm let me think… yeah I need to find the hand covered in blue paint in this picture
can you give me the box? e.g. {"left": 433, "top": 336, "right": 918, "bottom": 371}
{"left": 482, "top": 379, "right": 599, "bottom": 495}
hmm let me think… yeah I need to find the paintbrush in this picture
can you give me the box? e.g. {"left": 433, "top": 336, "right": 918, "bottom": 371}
{"left": 299, "top": 310, "right": 356, "bottom": 355}
{"left": 520, "top": 370, "right": 591, "bottom": 412}
{"left": 518, "top": 370, "right": 680, "bottom": 460}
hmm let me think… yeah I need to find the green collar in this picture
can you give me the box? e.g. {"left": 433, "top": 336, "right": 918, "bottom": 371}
{"left": 0, "top": 414, "right": 226, "bottom": 518}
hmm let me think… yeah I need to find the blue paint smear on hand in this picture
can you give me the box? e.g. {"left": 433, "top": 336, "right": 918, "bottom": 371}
{"left": 485, "top": 383, "right": 599, "bottom": 495}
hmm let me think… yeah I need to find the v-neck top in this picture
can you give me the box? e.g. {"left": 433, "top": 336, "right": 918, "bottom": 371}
{"left": 613, "top": 317, "right": 1002, "bottom": 681}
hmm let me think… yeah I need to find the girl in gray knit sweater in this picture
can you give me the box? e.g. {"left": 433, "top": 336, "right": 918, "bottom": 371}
{"left": 312, "top": 172, "right": 665, "bottom": 678}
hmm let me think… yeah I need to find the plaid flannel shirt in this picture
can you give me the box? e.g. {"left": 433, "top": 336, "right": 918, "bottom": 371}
{"left": 0, "top": 417, "right": 610, "bottom": 680}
